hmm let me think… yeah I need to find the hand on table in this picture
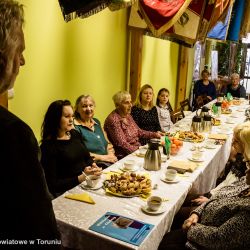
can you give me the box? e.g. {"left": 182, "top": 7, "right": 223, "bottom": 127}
{"left": 191, "top": 196, "right": 209, "bottom": 205}
{"left": 100, "top": 154, "right": 117, "bottom": 163}
{"left": 182, "top": 214, "right": 199, "bottom": 232}
{"left": 84, "top": 163, "right": 102, "bottom": 176}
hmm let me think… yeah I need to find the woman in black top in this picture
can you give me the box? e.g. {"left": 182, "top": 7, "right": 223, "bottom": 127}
{"left": 40, "top": 100, "right": 102, "bottom": 198}
{"left": 131, "top": 84, "right": 163, "bottom": 145}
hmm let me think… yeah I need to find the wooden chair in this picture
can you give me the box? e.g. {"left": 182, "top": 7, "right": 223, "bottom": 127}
{"left": 171, "top": 110, "right": 184, "bottom": 124}
{"left": 180, "top": 99, "right": 192, "bottom": 117}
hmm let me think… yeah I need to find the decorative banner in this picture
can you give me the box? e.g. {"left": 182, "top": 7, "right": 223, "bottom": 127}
{"left": 240, "top": 0, "right": 250, "bottom": 38}
{"left": 129, "top": 0, "right": 208, "bottom": 47}
{"left": 58, "top": 0, "right": 109, "bottom": 22}
{"left": 227, "top": 0, "right": 246, "bottom": 41}
{"left": 138, "top": 0, "right": 193, "bottom": 37}
{"left": 196, "top": 0, "right": 216, "bottom": 41}
{"left": 207, "top": 5, "right": 232, "bottom": 41}
{"left": 109, "top": 0, "right": 136, "bottom": 11}
{"left": 208, "top": 0, "right": 231, "bottom": 31}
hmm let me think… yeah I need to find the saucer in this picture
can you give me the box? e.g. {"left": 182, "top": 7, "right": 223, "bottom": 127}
{"left": 225, "top": 120, "right": 235, "bottom": 124}
{"left": 119, "top": 165, "right": 139, "bottom": 172}
{"left": 160, "top": 175, "right": 179, "bottom": 184}
{"left": 141, "top": 205, "right": 167, "bottom": 215}
{"left": 80, "top": 180, "right": 103, "bottom": 190}
{"left": 188, "top": 157, "right": 204, "bottom": 162}
{"left": 204, "top": 144, "right": 216, "bottom": 149}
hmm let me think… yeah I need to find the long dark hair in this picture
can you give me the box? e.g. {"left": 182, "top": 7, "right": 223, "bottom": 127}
{"left": 156, "top": 88, "right": 173, "bottom": 112}
{"left": 41, "top": 100, "right": 71, "bottom": 142}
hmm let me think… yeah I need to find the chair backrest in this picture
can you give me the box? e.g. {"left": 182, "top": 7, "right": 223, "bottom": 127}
{"left": 180, "top": 99, "right": 192, "bottom": 111}
{"left": 171, "top": 110, "right": 184, "bottom": 124}
{"left": 180, "top": 99, "right": 192, "bottom": 117}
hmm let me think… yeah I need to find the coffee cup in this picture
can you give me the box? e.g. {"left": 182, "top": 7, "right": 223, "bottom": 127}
{"left": 123, "top": 160, "right": 135, "bottom": 170}
{"left": 147, "top": 196, "right": 162, "bottom": 211}
{"left": 192, "top": 150, "right": 203, "bottom": 160}
{"left": 165, "top": 169, "right": 177, "bottom": 181}
{"left": 139, "top": 147, "right": 147, "bottom": 155}
{"left": 86, "top": 175, "right": 99, "bottom": 187}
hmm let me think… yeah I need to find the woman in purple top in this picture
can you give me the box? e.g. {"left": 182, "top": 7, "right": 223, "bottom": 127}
{"left": 193, "top": 70, "right": 216, "bottom": 108}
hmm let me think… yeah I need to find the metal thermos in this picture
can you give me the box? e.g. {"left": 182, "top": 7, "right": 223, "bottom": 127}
{"left": 143, "top": 139, "right": 161, "bottom": 171}
{"left": 215, "top": 102, "right": 222, "bottom": 115}
{"left": 203, "top": 115, "right": 212, "bottom": 132}
{"left": 191, "top": 115, "right": 203, "bottom": 132}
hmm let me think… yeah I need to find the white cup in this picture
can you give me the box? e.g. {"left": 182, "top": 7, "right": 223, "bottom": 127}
{"left": 123, "top": 160, "right": 135, "bottom": 170}
{"left": 139, "top": 147, "right": 147, "bottom": 155}
{"left": 147, "top": 196, "right": 162, "bottom": 211}
{"left": 165, "top": 169, "right": 177, "bottom": 181}
{"left": 86, "top": 175, "right": 99, "bottom": 187}
{"left": 192, "top": 150, "right": 203, "bottom": 160}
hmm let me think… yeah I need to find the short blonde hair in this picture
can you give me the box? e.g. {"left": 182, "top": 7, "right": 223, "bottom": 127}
{"left": 0, "top": 0, "right": 24, "bottom": 93}
{"left": 234, "top": 121, "right": 250, "bottom": 160}
{"left": 238, "top": 124, "right": 250, "bottom": 161}
{"left": 74, "top": 94, "right": 96, "bottom": 120}
{"left": 231, "top": 73, "right": 240, "bottom": 80}
{"left": 134, "top": 84, "right": 154, "bottom": 109}
{"left": 112, "top": 91, "right": 130, "bottom": 107}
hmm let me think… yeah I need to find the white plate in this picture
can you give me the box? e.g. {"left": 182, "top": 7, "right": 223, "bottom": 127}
{"left": 119, "top": 165, "right": 140, "bottom": 172}
{"left": 188, "top": 157, "right": 204, "bottom": 162}
{"left": 225, "top": 121, "right": 235, "bottom": 124}
{"left": 160, "top": 175, "right": 179, "bottom": 184}
{"left": 204, "top": 144, "right": 216, "bottom": 149}
{"left": 141, "top": 205, "right": 167, "bottom": 215}
{"left": 80, "top": 180, "right": 103, "bottom": 190}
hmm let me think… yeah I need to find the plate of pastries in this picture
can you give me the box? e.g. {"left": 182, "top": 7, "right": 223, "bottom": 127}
{"left": 103, "top": 172, "right": 151, "bottom": 197}
{"left": 177, "top": 131, "right": 204, "bottom": 143}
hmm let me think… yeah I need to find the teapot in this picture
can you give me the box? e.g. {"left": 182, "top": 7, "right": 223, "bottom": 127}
{"left": 191, "top": 115, "right": 203, "bottom": 132}
{"left": 143, "top": 139, "right": 161, "bottom": 171}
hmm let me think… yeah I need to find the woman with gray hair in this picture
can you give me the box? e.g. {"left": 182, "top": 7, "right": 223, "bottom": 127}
{"left": 225, "top": 73, "right": 246, "bottom": 98}
{"left": 104, "top": 91, "right": 161, "bottom": 159}
{"left": 74, "top": 94, "right": 117, "bottom": 168}
{"left": 0, "top": 0, "right": 59, "bottom": 244}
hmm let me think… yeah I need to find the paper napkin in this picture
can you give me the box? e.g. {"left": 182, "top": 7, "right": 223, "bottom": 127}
{"left": 64, "top": 192, "right": 95, "bottom": 204}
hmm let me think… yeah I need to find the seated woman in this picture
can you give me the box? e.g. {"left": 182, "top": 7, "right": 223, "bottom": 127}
{"left": 104, "top": 91, "right": 161, "bottom": 159}
{"left": 225, "top": 73, "right": 246, "bottom": 98}
{"left": 156, "top": 88, "right": 173, "bottom": 132}
{"left": 74, "top": 95, "right": 117, "bottom": 168}
{"left": 40, "top": 100, "right": 102, "bottom": 198}
{"left": 171, "top": 122, "right": 250, "bottom": 230}
{"left": 193, "top": 69, "right": 216, "bottom": 108}
{"left": 159, "top": 124, "right": 250, "bottom": 250}
{"left": 131, "top": 84, "right": 163, "bottom": 145}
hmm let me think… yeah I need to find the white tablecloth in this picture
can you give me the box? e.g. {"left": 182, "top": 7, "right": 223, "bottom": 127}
{"left": 53, "top": 101, "right": 249, "bottom": 250}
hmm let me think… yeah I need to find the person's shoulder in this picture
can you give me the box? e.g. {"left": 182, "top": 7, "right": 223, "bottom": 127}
{"left": 70, "top": 129, "right": 81, "bottom": 138}
{"left": 0, "top": 107, "right": 33, "bottom": 135}
{"left": 93, "top": 117, "right": 101, "bottom": 125}
{"left": 105, "top": 110, "right": 118, "bottom": 122}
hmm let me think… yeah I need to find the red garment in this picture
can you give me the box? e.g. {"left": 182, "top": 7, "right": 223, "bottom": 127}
{"left": 104, "top": 110, "right": 157, "bottom": 159}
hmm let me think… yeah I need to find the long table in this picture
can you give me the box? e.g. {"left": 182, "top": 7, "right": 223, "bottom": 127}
{"left": 53, "top": 101, "right": 249, "bottom": 250}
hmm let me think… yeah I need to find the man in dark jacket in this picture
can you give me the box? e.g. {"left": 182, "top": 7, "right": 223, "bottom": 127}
{"left": 0, "top": 1, "right": 60, "bottom": 248}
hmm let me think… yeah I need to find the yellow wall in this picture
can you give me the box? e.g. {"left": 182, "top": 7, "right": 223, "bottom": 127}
{"left": 9, "top": 1, "right": 180, "bottom": 140}
{"left": 141, "top": 36, "right": 179, "bottom": 108}
{"left": 9, "top": 0, "right": 128, "bottom": 140}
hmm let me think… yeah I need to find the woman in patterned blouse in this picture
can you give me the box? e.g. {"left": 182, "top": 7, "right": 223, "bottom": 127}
{"left": 104, "top": 91, "right": 161, "bottom": 159}
{"left": 159, "top": 123, "right": 250, "bottom": 250}
{"left": 131, "top": 84, "right": 164, "bottom": 145}
{"left": 156, "top": 88, "right": 173, "bottom": 132}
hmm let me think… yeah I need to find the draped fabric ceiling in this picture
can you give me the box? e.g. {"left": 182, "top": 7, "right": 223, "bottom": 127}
{"left": 58, "top": 0, "right": 250, "bottom": 46}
